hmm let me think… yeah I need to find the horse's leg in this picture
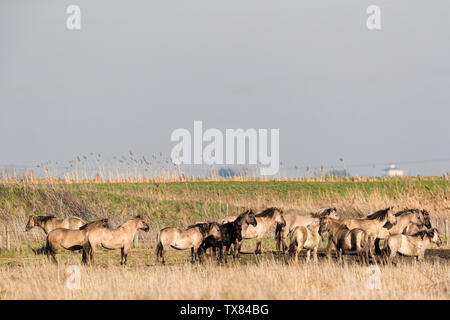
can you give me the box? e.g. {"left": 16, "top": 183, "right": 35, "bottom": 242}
{"left": 306, "top": 249, "right": 311, "bottom": 263}
{"left": 281, "top": 228, "right": 289, "bottom": 253}
{"left": 218, "top": 245, "right": 224, "bottom": 263}
{"left": 368, "top": 236, "right": 376, "bottom": 258}
{"left": 225, "top": 245, "right": 230, "bottom": 264}
{"left": 313, "top": 246, "right": 318, "bottom": 263}
{"left": 49, "top": 247, "right": 58, "bottom": 264}
{"left": 326, "top": 236, "right": 333, "bottom": 259}
{"left": 235, "top": 239, "right": 243, "bottom": 257}
{"left": 161, "top": 245, "right": 166, "bottom": 265}
{"left": 255, "top": 237, "right": 262, "bottom": 255}
{"left": 120, "top": 248, "right": 124, "bottom": 265}
{"left": 197, "top": 245, "right": 204, "bottom": 264}
{"left": 121, "top": 246, "right": 130, "bottom": 266}
{"left": 374, "top": 238, "right": 382, "bottom": 255}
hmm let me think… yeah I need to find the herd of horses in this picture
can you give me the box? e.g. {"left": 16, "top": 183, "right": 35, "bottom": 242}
{"left": 25, "top": 206, "right": 442, "bottom": 266}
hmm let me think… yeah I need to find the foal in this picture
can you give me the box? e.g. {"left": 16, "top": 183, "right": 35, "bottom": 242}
{"left": 201, "top": 209, "right": 257, "bottom": 263}
{"left": 276, "top": 207, "right": 338, "bottom": 253}
{"left": 288, "top": 223, "right": 321, "bottom": 263}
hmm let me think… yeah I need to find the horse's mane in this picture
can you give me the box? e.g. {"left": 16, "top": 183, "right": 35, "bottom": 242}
{"left": 394, "top": 208, "right": 421, "bottom": 217}
{"left": 411, "top": 230, "right": 433, "bottom": 239}
{"left": 37, "top": 215, "right": 55, "bottom": 222}
{"left": 256, "top": 207, "right": 282, "bottom": 218}
{"left": 421, "top": 210, "right": 430, "bottom": 217}
{"left": 234, "top": 209, "right": 254, "bottom": 224}
{"left": 188, "top": 222, "right": 218, "bottom": 237}
{"left": 366, "top": 208, "right": 391, "bottom": 221}
{"left": 79, "top": 219, "right": 108, "bottom": 230}
{"left": 311, "top": 207, "right": 337, "bottom": 218}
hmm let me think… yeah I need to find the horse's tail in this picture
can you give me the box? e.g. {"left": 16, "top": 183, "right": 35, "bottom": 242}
{"left": 155, "top": 231, "right": 163, "bottom": 260}
{"left": 381, "top": 239, "right": 390, "bottom": 260}
{"left": 288, "top": 237, "right": 297, "bottom": 258}
{"left": 81, "top": 231, "right": 91, "bottom": 264}
{"left": 275, "top": 223, "right": 282, "bottom": 252}
{"left": 45, "top": 236, "right": 51, "bottom": 256}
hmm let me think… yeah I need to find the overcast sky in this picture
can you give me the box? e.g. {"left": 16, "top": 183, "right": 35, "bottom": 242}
{"left": 1, "top": 0, "right": 449, "bottom": 176}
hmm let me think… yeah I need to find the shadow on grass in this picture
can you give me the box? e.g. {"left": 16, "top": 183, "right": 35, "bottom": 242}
{"left": 31, "top": 245, "right": 47, "bottom": 255}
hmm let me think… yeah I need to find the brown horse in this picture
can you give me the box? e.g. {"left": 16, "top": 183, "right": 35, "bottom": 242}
{"left": 26, "top": 215, "right": 85, "bottom": 234}
{"left": 374, "top": 208, "right": 432, "bottom": 254}
{"left": 288, "top": 223, "right": 321, "bottom": 263}
{"left": 156, "top": 222, "right": 221, "bottom": 264}
{"left": 319, "top": 216, "right": 370, "bottom": 265}
{"left": 382, "top": 228, "right": 442, "bottom": 264}
{"left": 46, "top": 219, "right": 109, "bottom": 264}
{"left": 275, "top": 207, "right": 338, "bottom": 253}
{"left": 82, "top": 216, "right": 149, "bottom": 265}
{"left": 339, "top": 207, "right": 396, "bottom": 257}
{"left": 233, "top": 207, "right": 286, "bottom": 255}
{"left": 201, "top": 209, "right": 257, "bottom": 263}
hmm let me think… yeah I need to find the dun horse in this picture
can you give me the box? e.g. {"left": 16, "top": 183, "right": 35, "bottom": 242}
{"left": 202, "top": 209, "right": 257, "bottom": 263}
{"left": 276, "top": 207, "right": 338, "bottom": 253}
{"left": 339, "top": 207, "right": 396, "bottom": 257}
{"left": 233, "top": 207, "right": 286, "bottom": 255}
{"left": 319, "top": 216, "right": 370, "bottom": 265}
{"left": 288, "top": 222, "right": 321, "bottom": 263}
{"left": 382, "top": 228, "right": 441, "bottom": 263}
{"left": 374, "top": 209, "right": 432, "bottom": 254}
{"left": 46, "top": 219, "right": 109, "bottom": 264}
{"left": 156, "top": 222, "right": 221, "bottom": 264}
{"left": 82, "top": 216, "right": 149, "bottom": 265}
{"left": 26, "top": 215, "right": 85, "bottom": 234}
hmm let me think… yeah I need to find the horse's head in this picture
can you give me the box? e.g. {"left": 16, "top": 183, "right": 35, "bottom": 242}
{"left": 328, "top": 208, "right": 339, "bottom": 220}
{"left": 421, "top": 210, "right": 432, "bottom": 229}
{"left": 274, "top": 208, "right": 286, "bottom": 227}
{"left": 245, "top": 209, "right": 257, "bottom": 227}
{"left": 429, "top": 228, "right": 442, "bottom": 247}
{"left": 135, "top": 215, "right": 150, "bottom": 232}
{"left": 386, "top": 207, "right": 397, "bottom": 226}
{"left": 208, "top": 223, "right": 222, "bottom": 241}
{"left": 25, "top": 216, "right": 36, "bottom": 231}
{"left": 318, "top": 217, "right": 330, "bottom": 236}
{"left": 100, "top": 218, "right": 110, "bottom": 228}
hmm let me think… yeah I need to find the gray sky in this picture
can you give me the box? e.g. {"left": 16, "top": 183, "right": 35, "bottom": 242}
{"left": 1, "top": 0, "right": 449, "bottom": 176}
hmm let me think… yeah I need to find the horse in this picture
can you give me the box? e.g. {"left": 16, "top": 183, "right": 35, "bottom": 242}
{"left": 319, "top": 216, "right": 370, "bottom": 265}
{"left": 156, "top": 222, "right": 221, "bottom": 264}
{"left": 233, "top": 207, "right": 286, "bottom": 255}
{"left": 339, "top": 207, "right": 397, "bottom": 257}
{"left": 202, "top": 209, "right": 257, "bottom": 263}
{"left": 275, "top": 207, "right": 338, "bottom": 253}
{"left": 46, "top": 219, "right": 109, "bottom": 264}
{"left": 287, "top": 222, "right": 321, "bottom": 263}
{"left": 382, "top": 228, "right": 442, "bottom": 264}
{"left": 374, "top": 208, "right": 432, "bottom": 254}
{"left": 82, "top": 216, "right": 149, "bottom": 265}
{"left": 26, "top": 215, "right": 85, "bottom": 234}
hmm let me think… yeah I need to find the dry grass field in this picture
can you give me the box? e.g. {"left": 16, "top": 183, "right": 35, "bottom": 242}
{"left": 0, "top": 176, "right": 449, "bottom": 299}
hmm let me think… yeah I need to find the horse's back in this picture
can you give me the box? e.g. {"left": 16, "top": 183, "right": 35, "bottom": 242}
{"left": 68, "top": 217, "right": 85, "bottom": 229}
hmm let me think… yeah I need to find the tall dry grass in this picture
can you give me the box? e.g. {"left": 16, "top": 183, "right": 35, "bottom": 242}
{"left": 0, "top": 258, "right": 448, "bottom": 300}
